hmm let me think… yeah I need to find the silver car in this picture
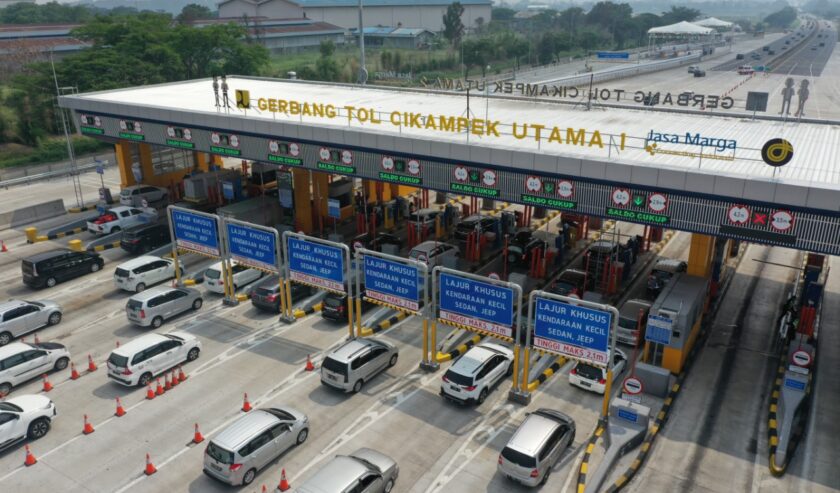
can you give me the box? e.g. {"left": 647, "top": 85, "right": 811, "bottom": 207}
{"left": 0, "top": 342, "right": 71, "bottom": 396}
{"left": 498, "top": 409, "right": 575, "bottom": 487}
{"left": 119, "top": 185, "right": 168, "bottom": 207}
{"left": 126, "top": 287, "right": 203, "bottom": 328}
{"left": 295, "top": 448, "right": 399, "bottom": 493}
{"left": 320, "top": 338, "right": 398, "bottom": 393}
{"left": 204, "top": 407, "right": 309, "bottom": 486}
{"left": 0, "top": 300, "right": 62, "bottom": 346}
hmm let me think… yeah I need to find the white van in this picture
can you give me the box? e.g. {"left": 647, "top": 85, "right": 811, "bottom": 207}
{"left": 106, "top": 332, "right": 201, "bottom": 387}
{"left": 114, "top": 256, "right": 178, "bottom": 292}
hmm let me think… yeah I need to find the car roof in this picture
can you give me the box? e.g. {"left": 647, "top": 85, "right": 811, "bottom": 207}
{"left": 411, "top": 241, "right": 454, "bottom": 253}
{"left": 211, "top": 409, "right": 284, "bottom": 451}
{"left": 619, "top": 299, "right": 652, "bottom": 318}
{"left": 450, "top": 346, "right": 497, "bottom": 374}
{"left": 128, "top": 286, "right": 183, "bottom": 302}
{"left": 297, "top": 456, "right": 368, "bottom": 492}
{"left": 506, "top": 412, "right": 565, "bottom": 456}
{"left": 24, "top": 249, "right": 74, "bottom": 263}
{"left": 327, "top": 338, "right": 388, "bottom": 363}
{"left": 111, "top": 333, "right": 169, "bottom": 356}
{"left": 0, "top": 300, "right": 29, "bottom": 313}
{"left": 653, "top": 258, "right": 686, "bottom": 273}
{"left": 117, "top": 256, "right": 167, "bottom": 270}
{"left": 0, "top": 342, "right": 33, "bottom": 359}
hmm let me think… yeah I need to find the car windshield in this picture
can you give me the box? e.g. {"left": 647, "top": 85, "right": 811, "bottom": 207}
{"left": 115, "top": 268, "right": 131, "bottom": 278}
{"left": 575, "top": 363, "right": 603, "bottom": 380}
{"left": 443, "top": 369, "right": 473, "bottom": 386}
{"left": 0, "top": 402, "right": 23, "bottom": 412}
{"left": 254, "top": 287, "right": 276, "bottom": 296}
{"left": 206, "top": 442, "right": 234, "bottom": 464}
{"left": 324, "top": 295, "right": 344, "bottom": 308}
{"left": 501, "top": 446, "right": 536, "bottom": 468}
{"left": 204, "top": 269, "right": 221, "bottom": 280}
{"left": 408, "top": 250, "right": 426, "bottom": 260}
{"left": 108, "top": 353, "right": 128, "bottom": 368}
{"left": 21, "top": 261, "right": 34, "bottom": 275}
{"left": 26, "top": 301, "right": 44, "bottom": 308}
{"left": 321, "top": 357, "right": 347, "bottom": 375}
{"left": 552, "top": 281, "right": 575, "bottom": 294}
{"left": 618, "top": 317, "right": 638, "bottom": 330}
{"left": 120, "top": 189, "right": 132, "bottom": 197}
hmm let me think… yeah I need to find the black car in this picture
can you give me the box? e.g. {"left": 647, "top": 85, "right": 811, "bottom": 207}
{"left": 736, "top": 53, "right": 745, "bottom": 59}
{"left": 647, "top": 259, "right": 688, "bottom": 297}
{"left": 250, "top": 275, "right": 315, "bottom": 313}
{"left": 22, "top": 249, "right": 104, "bottom": 289}
{"left": 506, "top": 229, "right": 548, "bottom": 266}
{"left": 549, "top": 269, "right": 588, "bottom": 297}
{"left": 121, "top": 222, "right": 170, "bottom": 254}
{"left": 321, "top": 286, "right": 374, "bottom": 322}
{"left": 454, "top": 215, "right": 498, "bottom": 242}
{"left": 350, "top": 232, "right": 404, "bottom": 255}
{"left": 693, "top": 69, "right": 706, "bottom": 77}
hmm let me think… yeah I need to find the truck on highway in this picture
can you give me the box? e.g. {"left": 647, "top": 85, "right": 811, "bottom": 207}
{"left": 737, "top": 65, "right": 755, "bottom": 75}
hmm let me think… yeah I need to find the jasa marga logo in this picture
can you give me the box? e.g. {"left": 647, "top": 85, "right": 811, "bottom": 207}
{"left": 761, "top": 138, "right": 794, "bottom": 166}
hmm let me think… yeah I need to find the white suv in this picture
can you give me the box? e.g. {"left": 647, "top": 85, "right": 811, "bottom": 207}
{"left": 114, "top": 256, "right": 178, "bottom": 293}
{"left": 119, "top": 185, "right": 168, "bottom": 207}
{"left": 0, "top": 394, "right": 57, "bottom": 451}
{"left": 106, "top": 332, "right": 201, "bottom": 387}
{"left": 204, "top": 262, "right": 263, "bottom": 294}
{"left": 440, "top": 342, "right": 513, "bottom": 405}
{"left": 408, "top": 241, "right": 459, "bottom": 269}
{"left": 0, "top": 342, "right": 71, "bottom": 396}
{"left": 568, "top": 349, "right": 627, "bottom": 394}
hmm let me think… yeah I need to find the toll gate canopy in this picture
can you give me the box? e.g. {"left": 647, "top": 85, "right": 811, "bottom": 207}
{"left": 59, "top": 76, "right": 840, "bottom": 255}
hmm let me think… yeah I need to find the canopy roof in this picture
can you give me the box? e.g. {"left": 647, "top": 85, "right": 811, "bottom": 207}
{"left": 694, "top": 17, "right": 734, "bottom": 28}
{"left": 648, "top": 21, "right": 714, "bottom": 35}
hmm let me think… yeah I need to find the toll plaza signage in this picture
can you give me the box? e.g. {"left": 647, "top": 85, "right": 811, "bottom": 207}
{"left": 438, "top": 272, "right": 514, "bottom": 338}
{"left": 225, "top": 220, "right": 279, "bottom": 272}
{"left": 287, "top": 236, "right": 345, "bottom": 292}
{"left": 169, "top": 207, "right": 221, "bottom": 256}
{"left": 362, "top": 255, "right": 421, "bottom": 312}
{"left": 533, "top": 297, "right": 611, "bottom": 365}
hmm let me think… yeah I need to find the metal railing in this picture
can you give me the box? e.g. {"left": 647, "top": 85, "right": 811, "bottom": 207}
{"left": 0, "top": 157, "right": 111, "bottom": 189}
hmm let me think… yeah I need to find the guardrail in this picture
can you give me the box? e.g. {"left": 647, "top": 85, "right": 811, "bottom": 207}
{"left": 538, "top": 53, "right": 703, "bottom": 87}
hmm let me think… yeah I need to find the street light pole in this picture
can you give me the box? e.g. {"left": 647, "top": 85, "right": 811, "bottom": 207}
{"left": 358, "top": 0, "right": 367, "bottom": 85}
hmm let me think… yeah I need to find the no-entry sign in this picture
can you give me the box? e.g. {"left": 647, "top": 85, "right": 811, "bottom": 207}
{"left": 791, "top": 350, "right": 811, "bottom": 367}
{"left": 623, "top": 377, "right": 643, "bottom": 395}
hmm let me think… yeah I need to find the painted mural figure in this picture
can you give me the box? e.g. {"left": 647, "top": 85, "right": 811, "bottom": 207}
{"left": 221, "top": 75, "right": 231, "bottom": 109}
{"left": 795, "top": 80, "right": 809, "bottom": 117}
{"left": 780, "top": 78, "right": 794, "bottom": 116}
{"left": 212, "top": 76, "right": 220, "bottom": 108}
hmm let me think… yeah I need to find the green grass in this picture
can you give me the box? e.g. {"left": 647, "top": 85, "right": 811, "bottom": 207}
{"left": 0, "top": 136, "right": 110, "bottom": 169}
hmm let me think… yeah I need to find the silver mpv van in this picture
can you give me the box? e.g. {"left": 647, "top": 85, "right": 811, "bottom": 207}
{"left": 203, "top": 407, "right": 309, "bottom": 486}
{"left": 498, "top": 409, "right": 575, "bottom": 487}
{"left": 320, "top": 338, "right": 398, "bottom": 393}
{"left": 125, "top": 286, "right": 202, "bottom": 328}
{"left": 295, "top": 447, "right": 399, "bottom": 493}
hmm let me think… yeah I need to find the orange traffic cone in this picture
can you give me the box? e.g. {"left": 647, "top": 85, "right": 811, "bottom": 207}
{"left": 278, "top": 468, "right": 290, "bottom": 491}
{"left": 70, "top": 362, "right": 80, "bottom": 380}
{"left": 24, "top": 445, "right": 37, "bottom": 467}
{"left": 304, "top": 355, "right": 315, "bottom": 372}
{"left": 33, "top": 333, "right": 40, "bottom": 344}
{"left": 146, "top": 383, "right": 156, "bottom": 400}
{"left": 83, "top": 414, "right": 95, "bottom": 435}
{"left": 87, "top": 354, "right": 98, "bottom": 372}
{"left": 116, "top": 340, "right": 120, "bottom": 348}
{"left": 178, "top": 366, "right": 187, "bottom": 383}
{"left": 193, "top": 423, "right": 204, "bottom": 444}
{"left": 164, "top": 372, "right": 172, "bottom": 391}
{"left": 170, "top": 369, "right": 179, "bottom": 388}
{"left": 242, "top": 393, "right": 252, "bottom": 412}
{"left": 144, "top": 453, "right": 157, "bottom": 476}
{"left": 156, "top": 378, "right": 164, "bottom": 396}
{"left": 41, "top": 374, "right": 53, "bottom": 392}
{"left": 262, "top": 486, "right": 268, "bottom": 493}
{"left": 1, "top": 240, "right": 8, "bottom": 253}
{"left": 115, "top": 397, "right": 126, "bottom": 417}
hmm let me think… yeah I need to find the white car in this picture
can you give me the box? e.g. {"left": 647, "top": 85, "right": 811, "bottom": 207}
{"left": 106, "top": 332, "right": 201, "bottom": 387}
{"left": 0, "top": 300, "right": 63, "bottom": 346}
{"left": 204, "top": 262, "right": 263, "bottom": 294}
{"left": 0, "top": 394, "right": 57, "bottom": 451}
{"left": 568, "top": 349, "right": 627, "bottom": 394}
{"left": 440, "top": 342, "right": 514, "bottom": 405}
{"left": 87, "top": 206, "right": 156, "bottom": 235}
{"left": 119, "top": 185, "right": 168, "bottom": 207}
{"left": 0, "top": 342, "right": 71, "bottom": 396}
{"left": 114, "top": 256, "right": 178, "bottom": 293}
{"left": 408, "top": 241, "right": 459, "bottom": 269}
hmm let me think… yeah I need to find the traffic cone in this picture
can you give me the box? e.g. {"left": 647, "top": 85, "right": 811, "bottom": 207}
{"left": 170, "top": 369, "right": 179, "bottom": 388}
{"left": 156, "top": 378, "right": 164, "bottom": 396}
{"left": 87, "top": 354, "right": 98, "bottom": 372}
{"left": 164, "top": 372, "right": 172, "bottom": 391}
{"left": 144, "top": 453, "right": 157, "bottom": 476}
{"left": 242, "top": 393, "right": 252, "bottom": 412}
{"left": 178, "top": 365, "right": 187, "bottom": 383}
{"left": 262, "top": 486, "right": 268, "bottom": 493}
{"left": 116, "top": 340, "right": 120, "bottom": 348}
{"left": 83, "top": 414, "right": 95, "bottom": 435}
{"left": 33, "top": 333, "right": 40, "bottom": 344}
{"left": 193, "top": 423, "right": 204, "bottom": 444}
{"left": 41, "top": 374, "right": 53, "bottom": 392}
{"left": 278, "top": 468, "right": 290, "bottom": 491}
{"left": 146, "top": 383, "right": 156, "bottom": 400}
{"left": 1, "top": 240, "right": 7, "bottom": 253}
{"left": 304, "top": 355, "right": 315, "bottom": 372}
{"left": 115, "top": 397, "right": 126, "bottom": 417}
{"left": 24, "top": 445, "right": 37, "bottom": 467}
{"left": 70, "top": 362, "right": 80, "bottom": 380}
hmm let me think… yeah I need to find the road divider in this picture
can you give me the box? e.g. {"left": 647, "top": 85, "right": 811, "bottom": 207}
{"left": 26, "top": 225, "right": 85, "bottom": 243}
{"left": 436, "top": 333, "right": 483, "bottom": 362}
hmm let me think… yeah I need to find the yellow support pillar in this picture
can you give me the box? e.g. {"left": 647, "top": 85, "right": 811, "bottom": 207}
{"left": 364, "top": 180, "right": 378, "bottom": 203}
{"left": 398, "top": 186, "right": 418, "bottom": 197}
{"left": 389, "top": 184, "right": 400, "bottom": 200}
{"left": 379, "top": 182, "right": 392, "bottom": 202}
{"left": 114, "top": 142, "right": 136, "bottom": 188}
{"left": 292, "top": 169, "right": 313, "bottom": 234}
{"left": 194, "top": 151, "right": 211, "bottom": 172}
{"left": 137, "top": 143, "right": 155, "bottom": 185}
{"left": 687, "top": 233, "right": 716, "bottom": 278}
{"left": 210, "top": 154, "right": 224, "bottom": 167}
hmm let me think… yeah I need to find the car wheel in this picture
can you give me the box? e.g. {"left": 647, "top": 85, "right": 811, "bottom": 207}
{"left": 384, "top": 479, "right": 395, "bottom": 493}
{"left": 90, "top": 263, "right": 100, "bottom": 273}
{"left": 477, "top": 388, "right": 488, "bottom": 404}
{"left": 0, "top": 382, "right": 11, "bottom": 396}
{"left": 139, "top": 372, "right": 153, "bottom": 387}
{"left": 54, "top": 357, "right": 69, "bottom": 371}
{"left": 242, "top": 468, "right": 256, "bottom": 486}
{"left": 352, "top": 379, "right": 363, "bottom": 393}
{"left": 0, "top": 331, "right": 12, "bottom": 346}
{"left": 192, "top": 298, "right": 203, "bottom": 310}
{"left": 27, "top": 418, "right": 50, "bottom": 440}
{"left": 187, "top": 347, "right": 200, "bottom": 361}
{"left": 507, "top": 253, "right": 518, "bottom": 264}
{"left": 135, "top": 283, "right": 146, "bottom": 293}
{"left": 151, "top": 316, "right": 163, "bottom": 328}
{"left": 296, "top": 428, "right": 308, "bottom": 445}
{"left": 540, "top": 468, "right": 551, "bottom": 485}
{"left": 112, "top": 227, "right": 121, "bottom": 233}
{"left": 389, "top": 353, "right": 398, "bottom": 367}
{"left": 48, "top": 312, "right": 62, "bottom": 326}
{"left": 46, "top": 277, "right": 57, "bottom": 288}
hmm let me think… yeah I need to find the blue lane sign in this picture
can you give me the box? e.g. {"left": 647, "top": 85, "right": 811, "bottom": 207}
{"left": 287, "top": 237, "right": 345, "bottom": 292}
{"left": 533, "top": 297, "right": 611, "bottom": 365}
{"left": 645, "top": 314, "right": 673, "bottom": 345}
{"left": 171, "top": 209, "right": 220, "bottom": 256}
{"left": 597, "top": 51, "right": 629, "bottom": 59}
{"left": 226, "top": 223, "right": 277, "bottom": 271}
{"left": 784, "top": 377, "right": 806, "bottom": 391}
{"left": 617, "top": 408, "right": 638, "bottom": 423}
{"left": 439, "top": 273, "right": 514, "bottom": 338}
{"left": 328, "top": 199, "right": 341, "bottom": 220}
{"left": 363, "top": 256, "right": 420, "bottom": 312}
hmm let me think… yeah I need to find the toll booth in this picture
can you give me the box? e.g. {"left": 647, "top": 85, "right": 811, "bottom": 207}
{"left": 183, "top": 169, "right": 241, "bottom": 203}
{"left": 328, "top": 178, "right": 355, "bottom": 220}
{"left": 645, "top": 274, "right": 709, "bottom": 374}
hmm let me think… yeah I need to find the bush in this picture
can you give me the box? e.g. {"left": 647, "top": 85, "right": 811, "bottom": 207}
{"left": 0, "top": 136, "right": 109, "bottom": 168}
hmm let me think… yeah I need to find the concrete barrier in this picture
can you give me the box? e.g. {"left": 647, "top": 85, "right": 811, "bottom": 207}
{"left": 0, "top": 199, "right": 66, "bottom": 231}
